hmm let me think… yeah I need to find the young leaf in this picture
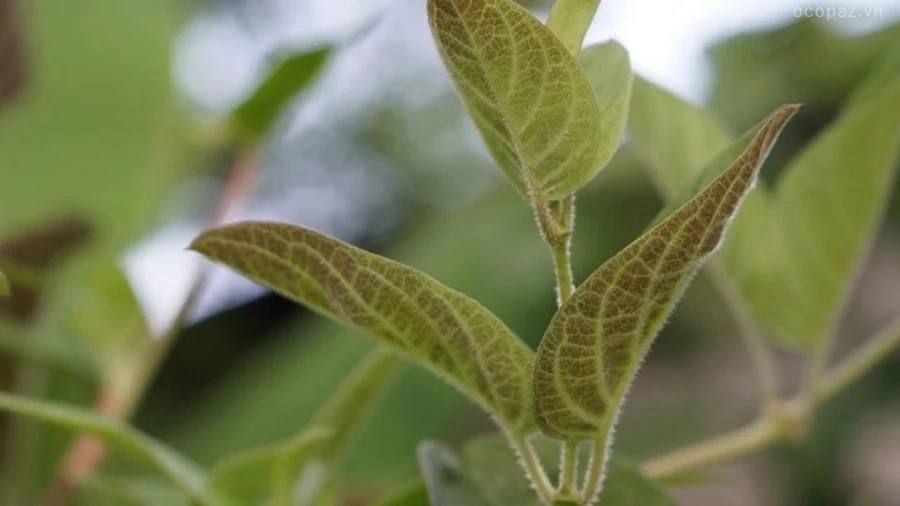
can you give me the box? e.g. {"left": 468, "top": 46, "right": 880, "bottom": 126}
{"left": 206, "top": 427, "right": 332, "bottom": 506}
{"left": 532, "top": 105, "right": 799, "bottom": 440}
{"left": 418, "top": 441, "right": 492, "bottom": 506}
{"left": 771, "top": 70, "right": 900, "bottom": 345}
{"left": 579, "top": 40, "right": 633, "bottom": 167}
{"left": 190, "top": 222, "right": 536, "bottom": 433}
{"left": 628, "top": 76, "right": 732, "bottom": 198}
{"left": 231, "top": 47, "right": 330, "bottom": 142}
{"left": 0, "top": 392, "right": 215, "bottom": 505}
{"left": 427, "top": 0, "right": 611, "bottom": 201}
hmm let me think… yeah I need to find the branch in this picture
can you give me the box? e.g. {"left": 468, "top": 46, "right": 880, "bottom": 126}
{"left": 816, "top": 315, "right": 900, "bottom": 403}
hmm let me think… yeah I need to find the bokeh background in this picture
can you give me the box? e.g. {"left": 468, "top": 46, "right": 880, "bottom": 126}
{"left": 1, "top": 0, "right": 900, "bottom": 505}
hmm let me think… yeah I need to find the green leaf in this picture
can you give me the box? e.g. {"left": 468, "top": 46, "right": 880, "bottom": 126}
{"left": 628, "top": 76, "right": 732, "bottom": 199}
{"left": 231, "top": 47, "right": 331, "bottom": 142}
{"left": 77, "top": 475, "right": 191, "bottom": 506}
{"left": 206, "top": 427, "right": 332, "bottom": 506}
{"left": 374, "top": 479, "right": 430, "bottom": 506}
{"left": 427, "top": 0, "right": 613, "bottom": 201}
{"left": 770, "top": 68, "right": 900, "bottom": 345}
{"left": 418, "top": 441, "right": 491, "bottom": 506}
{"left": 545, "top": 0, "right": 602, "bottom": 55}
{"left": 532, "top": 104, "right": 799, "bottom": 440}
{"left": 190, "top": 222, "right": 535, "bottom": 434}
{"left": 579, "top": 40, "right": 633, "bottom": 166}
{"left": 0, "top": 392, "right": 215, "bottom": 505}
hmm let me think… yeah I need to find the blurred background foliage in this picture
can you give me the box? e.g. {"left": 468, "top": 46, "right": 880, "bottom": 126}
{"left": 0, "top": 0, "right": 898, "bottom": 505}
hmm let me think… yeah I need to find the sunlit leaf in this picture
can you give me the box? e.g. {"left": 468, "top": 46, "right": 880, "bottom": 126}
{"left": 231, "top": 47, "right": 331, "bottom": 143}
{"left": 418, "top": 441, "right": 491, "bottom": 506}
{"left": 628, "top": 76, "right": 732, "bottom": 198}
{"left": 427, "top": 0, "right": 612, "bottom": 201}
{"left": 533, "top": 105, "right": 799, "bottom": 440}
{"left": 0, "top": 392, "right": 215, "bottom": 505}
{"left": 206, "top": 427, "right": 332, "bottom": 506}
{"left": 771, "top": 69, "right": 900, "bottom": 345}
{"left": 190, "top": 222, "right": 536, "bottom": 434}
{"left": 579, "top": 40, "right": 633, "bottom": 168}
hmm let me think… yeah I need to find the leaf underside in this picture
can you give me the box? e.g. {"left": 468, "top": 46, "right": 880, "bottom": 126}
{"left": 630, "top": 61, "right": 900, "bottom": 348}
{"left": 427, "top": 0, "right": 610, "bottom": 201}
{"left": 532, "top": 104, "right": 799, "bottom": 440}
{"left": 190, "top": 222, "right": 536, "bottom": 433}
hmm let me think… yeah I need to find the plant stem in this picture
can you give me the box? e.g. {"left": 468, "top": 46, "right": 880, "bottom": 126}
{"left": 39, "top": 149, "right": 257, "bottom": 506}
{"left": 577, "top": 438, "right": 606, "bottom": 506}
{"left": 558, "top": 441, "right": 579, "bottom": 496}
{"left": 641, "top": 416, "right": 780, "bottom": 480}
{"left": 547, "top": 196, "right": 576, "bottom": 305}
{"left": 546, "top": 0, "right": 603, "bottom": 55}
{"left": 510, "top": 434, "right": 556, "bottom": 504}
{"left": 816, "top": 315, "right": 900, "bottom": 403}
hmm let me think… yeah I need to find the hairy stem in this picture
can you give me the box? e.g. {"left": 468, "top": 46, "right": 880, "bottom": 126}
{"left": 510, "top": 434, "right": 556, "bottom": 504}
{"left": 816, "top": 315, "right": 900, "bottom": 403}
{"left": 558, "top": 441, "right": 579, "bottom": 496}
{"left": 579, "top": 437, "right": 609, "bottom": 506}
{"left": 546, "top": 0, "right": 603, "bottom": 55}
{"left": 642, "top": 416, "right": 780, "bottom": 480}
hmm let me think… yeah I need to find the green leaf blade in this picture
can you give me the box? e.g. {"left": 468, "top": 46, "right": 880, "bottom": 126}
{"left": 533, "top": 105, "right": 799, "bottom": 440}
{"left": 427, "top": 0, "right": 612, "bottom": 201}
{"left": 0, "top": 392, "right": 213, "bottom": 505}
{"left": 772, "top": 71, "right": 900, "bottom": 345}
{"left": 231, "top": 47, "right": 330, "bottom": 142}
{"left": 190, "top": 222, "right": 536, "bottom": 433}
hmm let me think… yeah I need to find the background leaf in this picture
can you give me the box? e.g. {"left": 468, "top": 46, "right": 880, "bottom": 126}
{"left": 231, "top": 47, "right": 331, "bottom": 143}
{"left": 206, "top": 427, "right": 332, "bottom": 506}
{"left": 533, "top": 105, "right": 798, "bottom": 440}
{"left": 417, "top": 441, "right": 491, "bottom": 506}
{"left": 770, "top": 68, "right": 900, "bottom": 346}
{"left": 427, "top": 0, "right": 610, "bottom": 201}
{"left": 190, "top": 222, "right": 536, "bottom": 434}
{"left": 0, "top": 392, "right": 213, "bottom": 505}
{"left": 375, "top": 479, "right": 430, "bottom": 506}
{"left": 0, "top": 270, "right": 8, "bottom": 296}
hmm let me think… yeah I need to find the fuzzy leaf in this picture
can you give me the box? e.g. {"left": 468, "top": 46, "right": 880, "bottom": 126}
{"left": 533, "top": 105, "right": 799, "bottom": 439}
{"left": 190, "top": 222, "right": 536, "bottom": 433}
{"left": 427, "top": 0, "right": 611, "bottom": 201}
{"left": 206, "top": 428, "right": 332, "bottom": 506}
{"left": 0, "top": 392, "right": 214, "bottom": 505}
{"left": 771, "top": 69, "right": 900, "bottom": 345}
{"left": 231, "top": 47, "right": 330, "bottom": 142}
{"left": 418, "top": 441, "right": 491, "bottom": 506}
